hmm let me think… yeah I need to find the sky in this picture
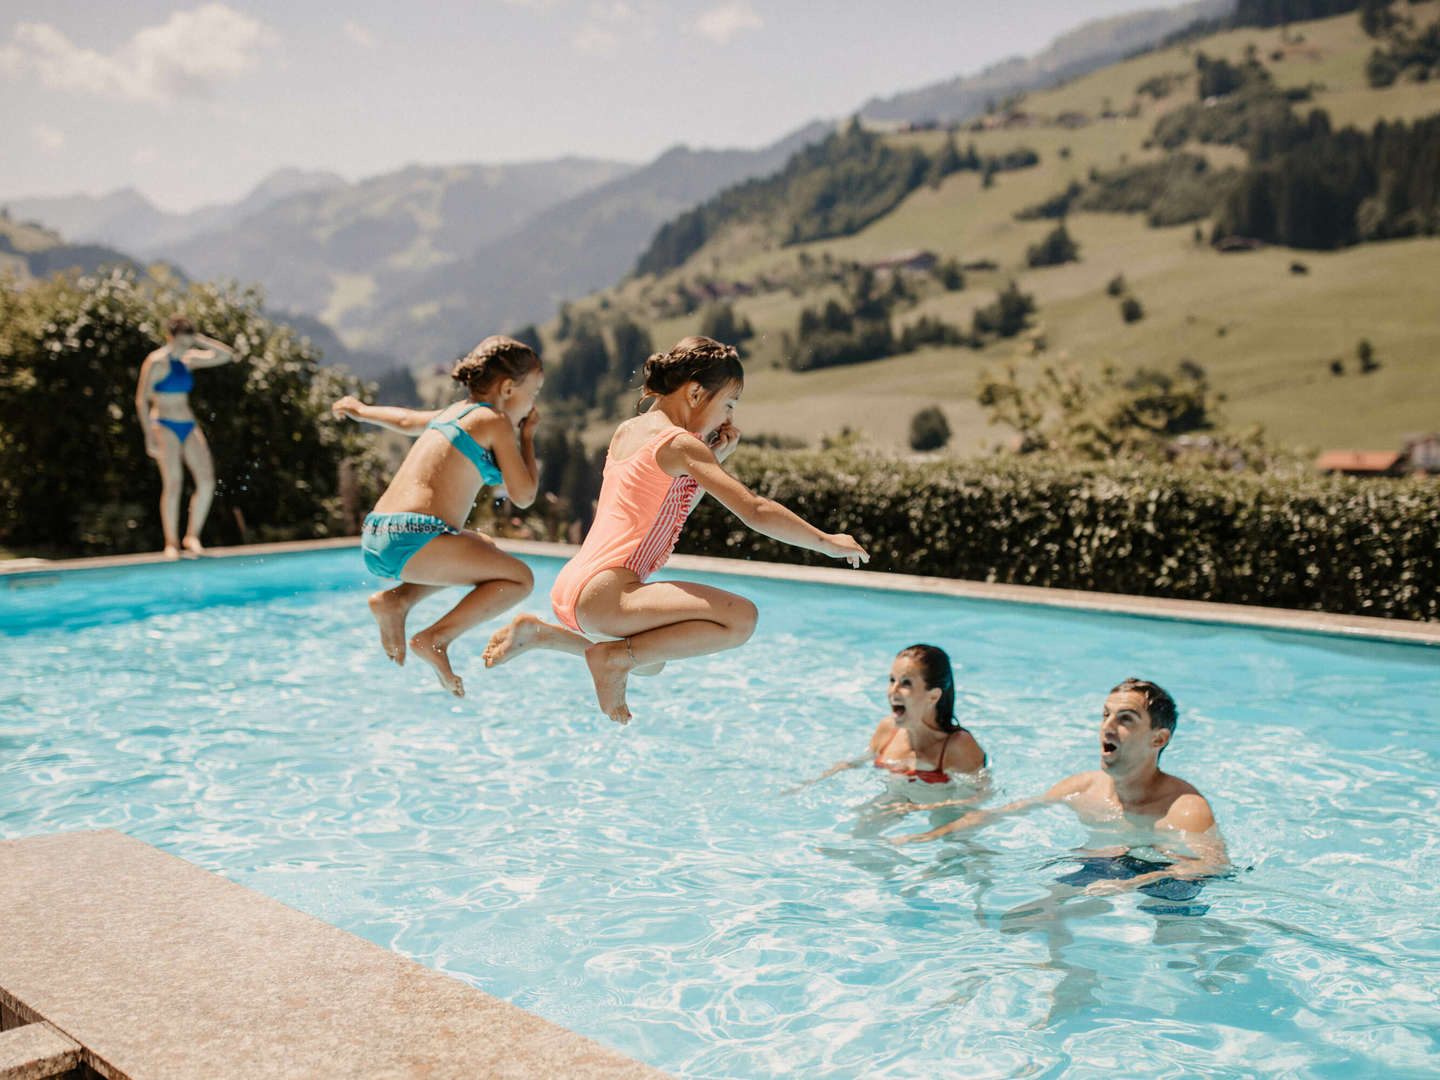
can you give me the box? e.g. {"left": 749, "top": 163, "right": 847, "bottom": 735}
{"left": 2, "top": 0, "right": 1196, "bottom": 213}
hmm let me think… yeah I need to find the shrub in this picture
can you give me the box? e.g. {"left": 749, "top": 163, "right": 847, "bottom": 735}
{"left": 1106, "top": 273, "right": 1128, "bottom": 297}
{"left": 1027, "top": 223, "right": 1082, "bottom": 268}
{"left": 972, "top": 282, "right": 1037, "bottom": 340}
{"left": 678, "top": 449, "right": 1440, "bottom": 621}
{"left": 1121, "top": 296, "right": 1146, "bottom": 323}
{"left": 1358, "top": 338, "right": 1380, "bottom": 372}
{"left": 908, "top": 407, "right": 952, "bottom": 451}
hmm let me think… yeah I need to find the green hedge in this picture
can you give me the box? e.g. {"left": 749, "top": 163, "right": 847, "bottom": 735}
{"left": 677, "top": 450, "right": 1440, "bottom": 622}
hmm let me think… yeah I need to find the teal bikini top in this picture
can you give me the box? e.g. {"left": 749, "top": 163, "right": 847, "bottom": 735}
{"left": 427, "top": 402, "right": 504, "bottom": 486}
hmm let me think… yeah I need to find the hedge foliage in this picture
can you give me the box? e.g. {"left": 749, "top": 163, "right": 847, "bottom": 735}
{"left": 0, "top": 268, "right": 386, "bottom": 555}
{"left": 677, "top": 450, "right": 1439, "bottom": 622}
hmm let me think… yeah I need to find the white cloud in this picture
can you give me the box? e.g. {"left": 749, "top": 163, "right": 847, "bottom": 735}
{"left": 131, "top": 146, "right": 158, "bottom": 166}
{"left": 572, "top": 25, "right": 621, "bottom": 56}
{"left": 696, "top": 1, "right": 762, "bottom": 44}
{"left": 0, "top": 3, "right": 273, "bottom": 104}
{"left": 343, "top": 21, "right": 376, "bottom": 50}
{"left": 31, "top": 123, "right": 64, "bottom": 151}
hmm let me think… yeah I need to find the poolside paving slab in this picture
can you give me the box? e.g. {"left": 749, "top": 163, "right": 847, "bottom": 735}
{"left": 0, "top": 831, "right": 671, "bottom": 1080}
{"left": 0, "top": 1023, "right": 81, "bottom": 1080}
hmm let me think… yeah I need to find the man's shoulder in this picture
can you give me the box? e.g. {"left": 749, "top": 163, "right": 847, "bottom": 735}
{"left": 1047, "top": 770, "right": 1101, "bottom": 799}
{"left": 1158, "top": 777, "right": 1216, "bottom": 832}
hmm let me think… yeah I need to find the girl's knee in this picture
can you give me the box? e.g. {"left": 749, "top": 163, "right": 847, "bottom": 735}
{"left": 510, "top": 560, "right": 535, "bottom": 594}
{"left": 729, "top": 596, "right": 758, "bottom": 643}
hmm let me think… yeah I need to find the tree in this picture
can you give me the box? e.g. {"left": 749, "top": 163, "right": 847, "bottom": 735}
{"left": 1120, "top": 296, "right": 1146, "bottom": 323}
{"left": 1358, "top": 338, "right": 1380, "bottom": 372}
{"left": 1027, "top": 222, "right": 1082, "bottom": 268}
{"left": 509, "top": 323, "right": 544, "bottom": 355}
{"left": 909, "top": 406, "right": 952, "bottom": 451}
{"left": 1106, "top": 273, "right": 1128, "bottom": 297}
{"left": 972, "top": 282, "right": 1037, "bottom": 339}
{"left": 549, "top": 319, "right": 611, "bottom": 406}
{"left": 609, "top": 314, "right": 653, "bottom": 382}
{"left": 977, "top": 356, "right": 1223, "bottom": 460}
{"left": 698, "top": 302, "right": 754, "bottom": 347}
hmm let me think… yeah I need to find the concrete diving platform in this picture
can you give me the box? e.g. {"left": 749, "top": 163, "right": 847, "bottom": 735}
{"left": 0, "top": 831, "right": 669, "bottom": 1080}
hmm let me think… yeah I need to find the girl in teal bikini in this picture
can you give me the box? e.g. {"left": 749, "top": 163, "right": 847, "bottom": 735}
{"left": 331, "top": 335, "right": 542, "bottom": 697}
{"left": 136, "top": 315, "right": 239, "bottom": 560}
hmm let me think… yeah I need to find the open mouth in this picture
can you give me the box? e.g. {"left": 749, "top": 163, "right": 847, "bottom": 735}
{"left": 1101, "top": 738, "right": 1118, "bottom": 755}
{"left": 891, "top": 703, "right": 906, "bottom": 719}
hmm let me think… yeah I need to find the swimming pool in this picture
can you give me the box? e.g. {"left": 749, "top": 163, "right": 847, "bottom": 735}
{"left": 4, "top": 550, "right": 1439, "bottom": 1079}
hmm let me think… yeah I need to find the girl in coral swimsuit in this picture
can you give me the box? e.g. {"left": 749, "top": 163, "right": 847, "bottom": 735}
{"left": 483, "top": 335, "right": 868, "bottom": 724}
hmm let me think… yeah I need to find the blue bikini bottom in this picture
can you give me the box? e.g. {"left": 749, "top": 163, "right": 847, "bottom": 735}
{"left": 155, "top": 418, "right": 195, "bottom": 443}
{"left": 361, "top": 512, "right": 459, "bottom": 580}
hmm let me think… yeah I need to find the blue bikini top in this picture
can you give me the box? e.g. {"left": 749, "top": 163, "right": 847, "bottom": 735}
{"left": 154, "top": 355, "right": 194, "bottom": 394}
{"left": 427, "top": 402, "right": 504, "bottom": 486}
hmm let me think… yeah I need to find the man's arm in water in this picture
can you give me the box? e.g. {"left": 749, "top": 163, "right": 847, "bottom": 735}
{"left": 1084, "top": 794, "right": 1230, "bottom": 896}
{"left": 892, "top": 772, "right": 1094, "bottom": 845}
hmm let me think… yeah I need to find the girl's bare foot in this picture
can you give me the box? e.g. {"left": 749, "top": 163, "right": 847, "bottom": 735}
{"left": 483, "top": 613, "right": 550, "bottom": 668}
{"left": 162, "top": 544, "right": 181, "bottom": 561}
{"left": 368, "top": 589, "right": 415, "bottom": 665}
{"left": 585, "top": 640, "right": 634, "bottom": 724}
{"left": 410, "top": 630, "right": 464, "bottom": 697}
{"left": 181, "top": 535, "right": 204, "bottom": 556}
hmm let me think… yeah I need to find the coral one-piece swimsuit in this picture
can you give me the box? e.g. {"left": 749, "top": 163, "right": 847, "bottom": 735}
{"left": 550, "top": 426, "right": 703, "bottom": 633}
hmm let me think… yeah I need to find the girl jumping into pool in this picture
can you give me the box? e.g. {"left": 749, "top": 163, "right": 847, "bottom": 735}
{"left": 332, "top": 335, "right": 542, "bottom": 697}
{"left": 483, "top": 335, "right": 869, "bottom": 724}
{"left": 135, "top": 315, "right": 240, "bottom": 559}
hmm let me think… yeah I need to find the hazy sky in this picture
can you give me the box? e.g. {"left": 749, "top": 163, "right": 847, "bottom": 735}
{"left": 2, "top": 0, "right": 1194, "bottom": 212}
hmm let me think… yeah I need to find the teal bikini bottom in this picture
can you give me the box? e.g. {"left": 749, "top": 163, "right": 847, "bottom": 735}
{"left": 361, "top": 512, "right": 459, "bottom": 580}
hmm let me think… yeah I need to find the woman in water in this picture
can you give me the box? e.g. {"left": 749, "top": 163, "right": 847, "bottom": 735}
{"left": 331, "top": 335, "right": 542, "bottom": 697}
{"left": 483, "top": 335, "right": 869, "bottom": 724}
{"left": 135, "top": 315, "right": 239, "bottom": 559}
{"left": 791, "top": 645, "right": 986, "bottom": 795}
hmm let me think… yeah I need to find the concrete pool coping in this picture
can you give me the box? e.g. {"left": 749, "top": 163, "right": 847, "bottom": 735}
{"left": 3, "top": 536, "right": 1437, "bottom": 647}
{"left": 0, "top": 830, "right": 670, "bottom": 1080}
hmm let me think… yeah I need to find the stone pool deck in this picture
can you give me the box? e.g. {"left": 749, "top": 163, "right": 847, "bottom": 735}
{"left": 0, "top": 831, "right": 669, "bottom": 1080}
{"left": 3, "top": 535, "right": 1437, "bottom": 647}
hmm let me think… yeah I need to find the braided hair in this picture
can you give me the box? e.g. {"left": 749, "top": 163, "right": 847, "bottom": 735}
{"left": 638, "top": 335, "right": 743, "bottom": 407}
{"left": 451, "top": 335, "right": 542, "bottom": 399}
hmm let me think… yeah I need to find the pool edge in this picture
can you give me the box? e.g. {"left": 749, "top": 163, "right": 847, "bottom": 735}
{"left": 3, "top": 536, "right": 1436, "bottom": 647}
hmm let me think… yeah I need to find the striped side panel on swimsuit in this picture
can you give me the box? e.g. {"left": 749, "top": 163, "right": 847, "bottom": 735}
{"left": 623, "top": 476, "right": 701, "bottom": 580}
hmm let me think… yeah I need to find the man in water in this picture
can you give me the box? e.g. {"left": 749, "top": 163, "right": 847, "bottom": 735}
{"left": 890, "top": 678, "right": 1226, "bottom": 895}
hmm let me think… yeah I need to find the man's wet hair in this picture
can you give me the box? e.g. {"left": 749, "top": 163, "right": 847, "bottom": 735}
{"left": 1111, "top": 678, "right": 1177, "bottom": 737}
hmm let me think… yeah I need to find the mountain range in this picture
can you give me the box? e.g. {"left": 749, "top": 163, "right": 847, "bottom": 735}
{"left": 8, "top": 0, "right": 1239, "bottom": 370}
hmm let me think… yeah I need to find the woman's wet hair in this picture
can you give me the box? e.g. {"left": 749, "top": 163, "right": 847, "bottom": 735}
{"left": 897, "top": 644, "right": 959, "bottom": 732}
{"left": 167, "top": 315, "right": 195, "bottom": 337}
{"left": 451, "top": 335, "right": 542, "bottom": 398}
{"left": 639, "top": 335, "right": 744, "bottom": 405}
{"left": 1111, "top": 677, "right": 1177, "bottom": 736}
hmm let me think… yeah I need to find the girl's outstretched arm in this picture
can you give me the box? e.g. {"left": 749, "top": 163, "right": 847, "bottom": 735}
{"left": 332, "top": 395, "right": 440, "bottom": 437}
{"left": 660, "top": 432, "right": 869, "bottom": 566}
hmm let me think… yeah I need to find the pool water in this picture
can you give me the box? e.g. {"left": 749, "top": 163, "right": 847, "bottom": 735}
{"left": 4, "top": 550, "right": 1439, "bottom": 1079}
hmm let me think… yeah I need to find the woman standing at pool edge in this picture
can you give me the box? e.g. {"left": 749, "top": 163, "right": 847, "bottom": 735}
{"left": 135, "top": 315, "right": 239, "bottom": 560}
{"left": 483, "top": 335, "right": 869, "bottom": 724}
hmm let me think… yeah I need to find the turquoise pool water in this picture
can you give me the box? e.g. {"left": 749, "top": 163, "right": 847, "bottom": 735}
{"left": 4, "top": 550, "right": 1439, "bottom": 1079}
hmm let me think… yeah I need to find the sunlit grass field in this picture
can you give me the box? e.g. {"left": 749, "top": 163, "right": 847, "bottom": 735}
{"left": 557, "top": 4, "right": 1440, "bottom": 454}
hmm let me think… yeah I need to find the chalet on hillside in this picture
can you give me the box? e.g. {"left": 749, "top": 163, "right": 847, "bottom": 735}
{"left": 867, "top": 249, "right": 937, "bottom": 274}
{"left": 1314, "top": 436, "right": 1440, "bottom": 477}
{"left": 1314, "top": 451, "right": 1404, "bottom": 476}
{"left": 1215, "top": 236, "right": 1265, "bottom": 253}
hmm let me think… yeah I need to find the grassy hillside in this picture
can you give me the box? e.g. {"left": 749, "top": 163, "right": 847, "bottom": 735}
{"left": 551, "top": 3, "right": 1440, "bottom": 455}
